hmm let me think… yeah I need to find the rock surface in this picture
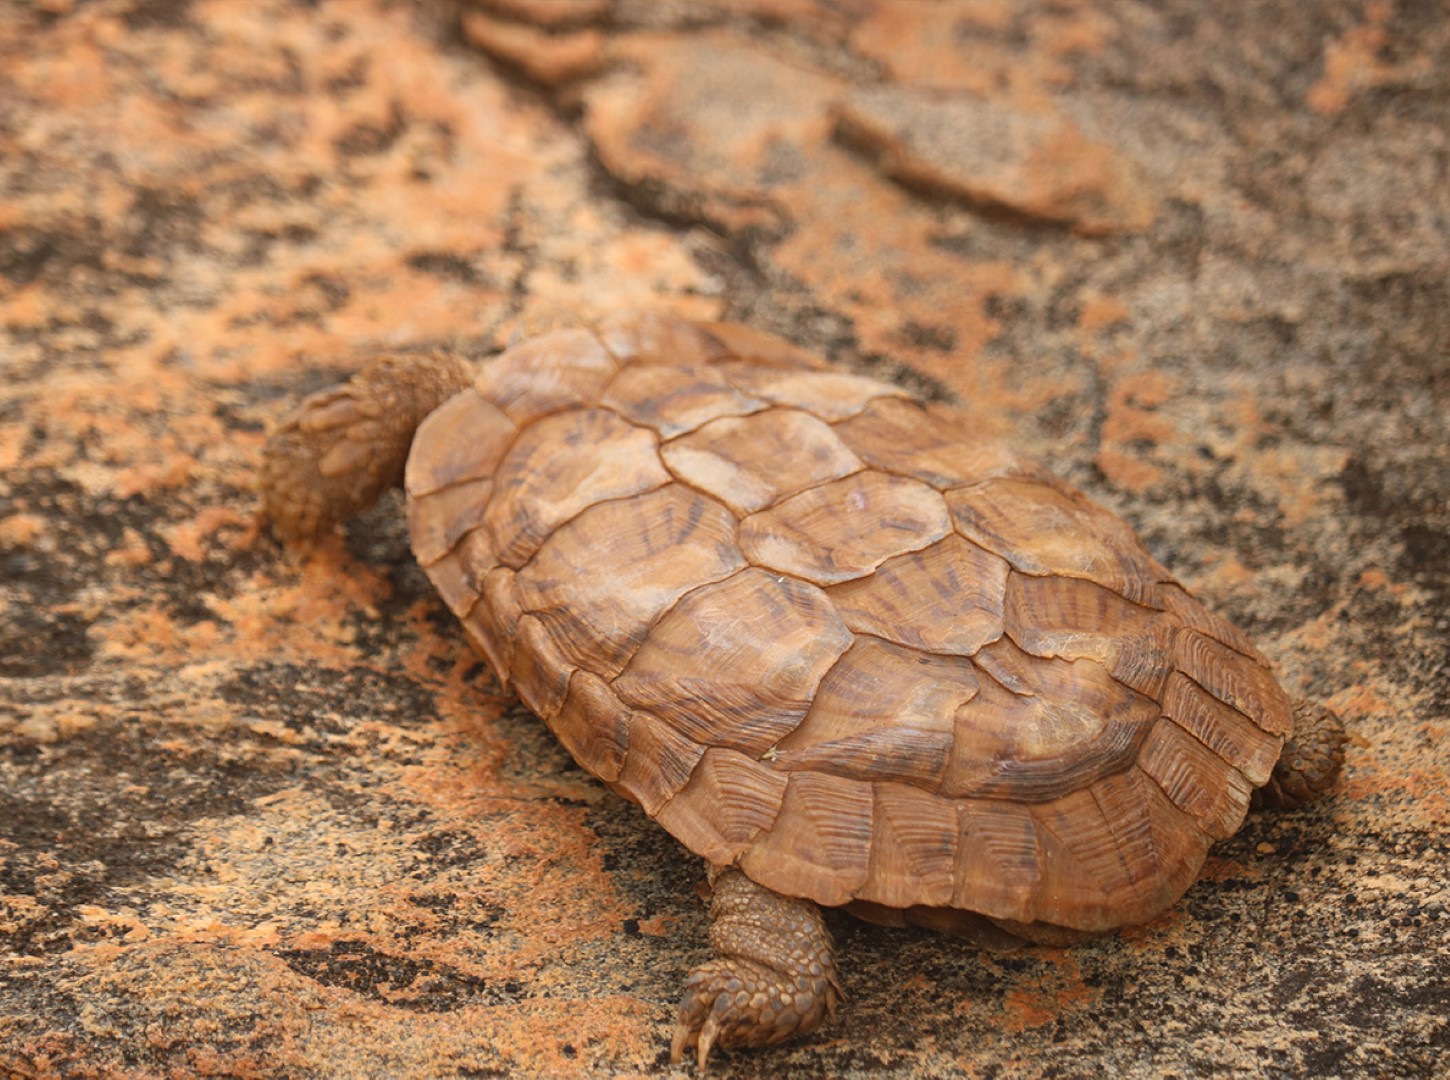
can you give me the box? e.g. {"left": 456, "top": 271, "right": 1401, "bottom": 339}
{"left": 1, "top": 0, "right": 1446, "bottom": 1076}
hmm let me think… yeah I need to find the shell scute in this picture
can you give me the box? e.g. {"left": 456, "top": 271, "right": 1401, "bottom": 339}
{"left": 740, "top": 470, "right": 952, "bottom": 586}
{"left": 423, "top": 550, "right": 480, "bottom": 620}
{"left": 718, "top": 362, "right": 907, "bottom": 422}
{"left": 484, "top": 408, "right": 669, "bottom": 569}
{"left": 834, "top": 396, "right": 1050, "bottom": 490}
{"left": 1138, "top": 717, "right": 1254, "bottom": 840}
{"left": 462, "top": 566, "right": 521, "bottom": 683}
{"left": 615, "top": 710, "right": 705, "bottom": 816}
{"left": 1174, "top": 628, "right": 1293, "bottom": 737}
{"left": 741, "top": 771, "right": 873, "bottom": 908}
{"left": 509, "top": 615, "right": 572, "bottom": 720}
{"left": 408, "top": 477, "right": 492, "bottom": 566}
{"left": 947, "top": 478, "right": 1169, "bottom": 606}
{"left": 515, "top": 484, "right": 744, "bottom": 678}
{"left": 611, "top": 568, "right": 854, "bottom": 756}
{"left": 596, "top": 310, "right": 731, "bottom": 367}
{"left": 1158, "top": 582, "right": 1267, "bottom": 666}
{"left": 825, "top": 534, "right": 1008, "bottom": 657}
{"left": 552, "top": 670, "right": 631, "bottom": 783}
{"left": 661, "top": 408, "right": 864, "bottom": 516}
{"left": 1028, "top": 769, "right": 1207, "bottom": 931}
{"left": 474, "top": 328, "right": 618, "bottom": 425}
{"left": 1004, "top": 571, "right": 1177, "bottom": 699}
{"left": 859, "top": 782, "right": 958, "bottom": 909}
{"left": 945, "top": 654, "right": 1156, "bottom": 800}
{"left": 1160, "top": 671, "right": 1282, "bottom": 786}
{"left": 404, "top": 389, "right": 516, "bottom": 497}
{"left": 704, "top": 320, "right": 827, "bottom": 370}
{"left": 774, "top": 636, "right": 971, "bottom": 787}
{"left": 601, "top": 362, "right": 767, "bottom": 437}
{"left": 653, "top": 748, "right": 788, "bottom": 866}
{"left": 952, "top": 799, "right": 1042, "bottom": 923}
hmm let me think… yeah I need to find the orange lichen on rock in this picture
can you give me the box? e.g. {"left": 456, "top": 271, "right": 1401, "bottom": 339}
{"left": 1305, "top": 0, "right": 1428, "bottom": 115}
{"left": 1097, "top": 370, "right": 1178, "bottom": 492}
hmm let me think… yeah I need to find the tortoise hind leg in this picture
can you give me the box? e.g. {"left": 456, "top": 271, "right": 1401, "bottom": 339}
{"left": 671, "top": 866, "right": 841, "bottom": 1068}
{"left": 261, "top": 352, "right": 474, "bottom": 540}
{"left": 1255, "top": 700, "right": 1348, "bottom": 809}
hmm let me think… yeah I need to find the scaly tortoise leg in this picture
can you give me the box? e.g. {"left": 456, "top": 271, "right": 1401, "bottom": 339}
{"left": 1255, "top": 700, "right": 1348, "bottom": 810}
{"left": 671, "top": 866, "right": 842, "bottom": 1069}
{"left": 260, "top": 352, "right": 474, "bottom": 540}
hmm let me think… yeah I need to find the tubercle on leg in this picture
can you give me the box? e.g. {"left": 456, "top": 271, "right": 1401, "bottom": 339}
{"left": 259, "top": 352, "right": 474, "bottom": 541}
{"left": 1254, "top": 699, "right": 1348, "bottom": 810}
{"left": 670, "top": 867, "right": 841, "bottom": 1069}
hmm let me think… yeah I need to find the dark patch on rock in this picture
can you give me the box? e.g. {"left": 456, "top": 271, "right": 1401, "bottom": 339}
{"left": 277, "top": 939, "right": 522, "bottom": 1010}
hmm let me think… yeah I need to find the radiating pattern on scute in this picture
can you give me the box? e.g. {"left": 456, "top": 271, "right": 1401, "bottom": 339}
{"left": 407, "top": 313, "right": 1295, "bottom": 933}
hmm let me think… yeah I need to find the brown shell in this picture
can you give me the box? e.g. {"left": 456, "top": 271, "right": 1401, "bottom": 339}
{"left": 406, "top": 312, "right": 1292, "bottom": 934}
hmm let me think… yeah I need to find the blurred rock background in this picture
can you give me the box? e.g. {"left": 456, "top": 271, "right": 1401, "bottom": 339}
{"left": 0, "top": 0, "right": 1445, "bottom": 1075}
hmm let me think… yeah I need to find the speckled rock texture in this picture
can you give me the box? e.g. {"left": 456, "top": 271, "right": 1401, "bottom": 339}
{"left": 1, "top": 1, "right": 1445, "bottom": 1076}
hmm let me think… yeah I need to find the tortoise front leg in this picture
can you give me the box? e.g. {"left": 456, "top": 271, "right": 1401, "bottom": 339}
{"left": 671, "top": 866, "right": 842, "bottom": 1068}
{"left": 260, "top": 352, "right": 473, "bottom": 541}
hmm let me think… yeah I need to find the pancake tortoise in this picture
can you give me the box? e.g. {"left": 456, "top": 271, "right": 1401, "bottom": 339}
{"left": 261, "top": 310, "right": 1346, "bottom": 1066}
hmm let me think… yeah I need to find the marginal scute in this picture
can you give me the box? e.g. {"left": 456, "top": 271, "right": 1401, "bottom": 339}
{"left": 1138, "top": 718, "right": 1254, "bottom": 840}
{"left": 740, "top": 470, "right": 952, "bottom": 585}
{"left": 858, "top": 782, "right": 958, "bottom": 909}
{"left": 408, "top": 478, "right": 492, "bottom": 566}
{"left": 550, "top": 670, "right": 631, "bottom": 783}
{"left": 775, "top": 637, "right": 970, "bottom": 788}
{"left": 717, "top": 362, "right": 908, "bottom": 422}
{"left": 508, "top": 615, "right": 573, "bottom": 720}
{"left": 952, "top": 799, "right": 1042, "bottom": 924}
{"left": 834, "top": 396, "right": 1050, "bottom": 490}
{"left": 741, "top": 771, "right": 873, "bottom": 908}
{"left": 612, "top": 568, "right": 854, "bottom": 756}
{"left": 424, "top": 550, "right": 480, "bottom": 620}
{"left": 1103, "top": 617, "right": 1178, "bottom": 701}
{"left": 602, "top": 362, "right": 767, "bottom": 437}
{"left": 1160, "top": 672, "right": 1282, "bottom": 786}
{"left": 827, "top": 534, "right": 1008, "bottom": 657}
{"left": 1028, "top": 769, "right": 1208, "bottom": 931}
{"left": 1158, "top": 583, "right": 1267, "bottom": 666}
{"left": 660, "top": 408, "right": 864, "bottom": 516}
{"left": 515, "top": 484, "right": 745, "bottom": 678}
{"left": 1174, "top": 628, "right": 1293, "bottom": 737}
{"left": 404, "top": 389, "right": 516, "bottom": 497}
{"left": 615, "top": 709, "right": 706, "bottom": 816}
{"left": 463, "top": 567, "right": 522, "bottom": 684}
{"left": 473, "top": 328, "right": 618, "bottom": 425}
{"left": 484, "top": 408, "right": 670, "bottom": 568}
{"left": 947, "top": 478, "right": 1168, "bottom": 606}
{"left": 596, "top": 310, "right": 731, "bottom": 367}
{"left": 653, "top": 748, "right": 788, "bottom": 866}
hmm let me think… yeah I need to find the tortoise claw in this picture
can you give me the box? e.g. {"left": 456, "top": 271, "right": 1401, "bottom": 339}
{"left": 671, "top": 957, "right": 830, "bottom": 1069}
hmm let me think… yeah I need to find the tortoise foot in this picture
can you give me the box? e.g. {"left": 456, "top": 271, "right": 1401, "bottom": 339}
{"left": 670, "top": 867, "right": 840, "bottom": 1068}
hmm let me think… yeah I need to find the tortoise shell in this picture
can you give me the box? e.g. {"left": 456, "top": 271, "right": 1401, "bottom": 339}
{"left": 405, "top": 311, "right": 1291, "bottom": 937}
